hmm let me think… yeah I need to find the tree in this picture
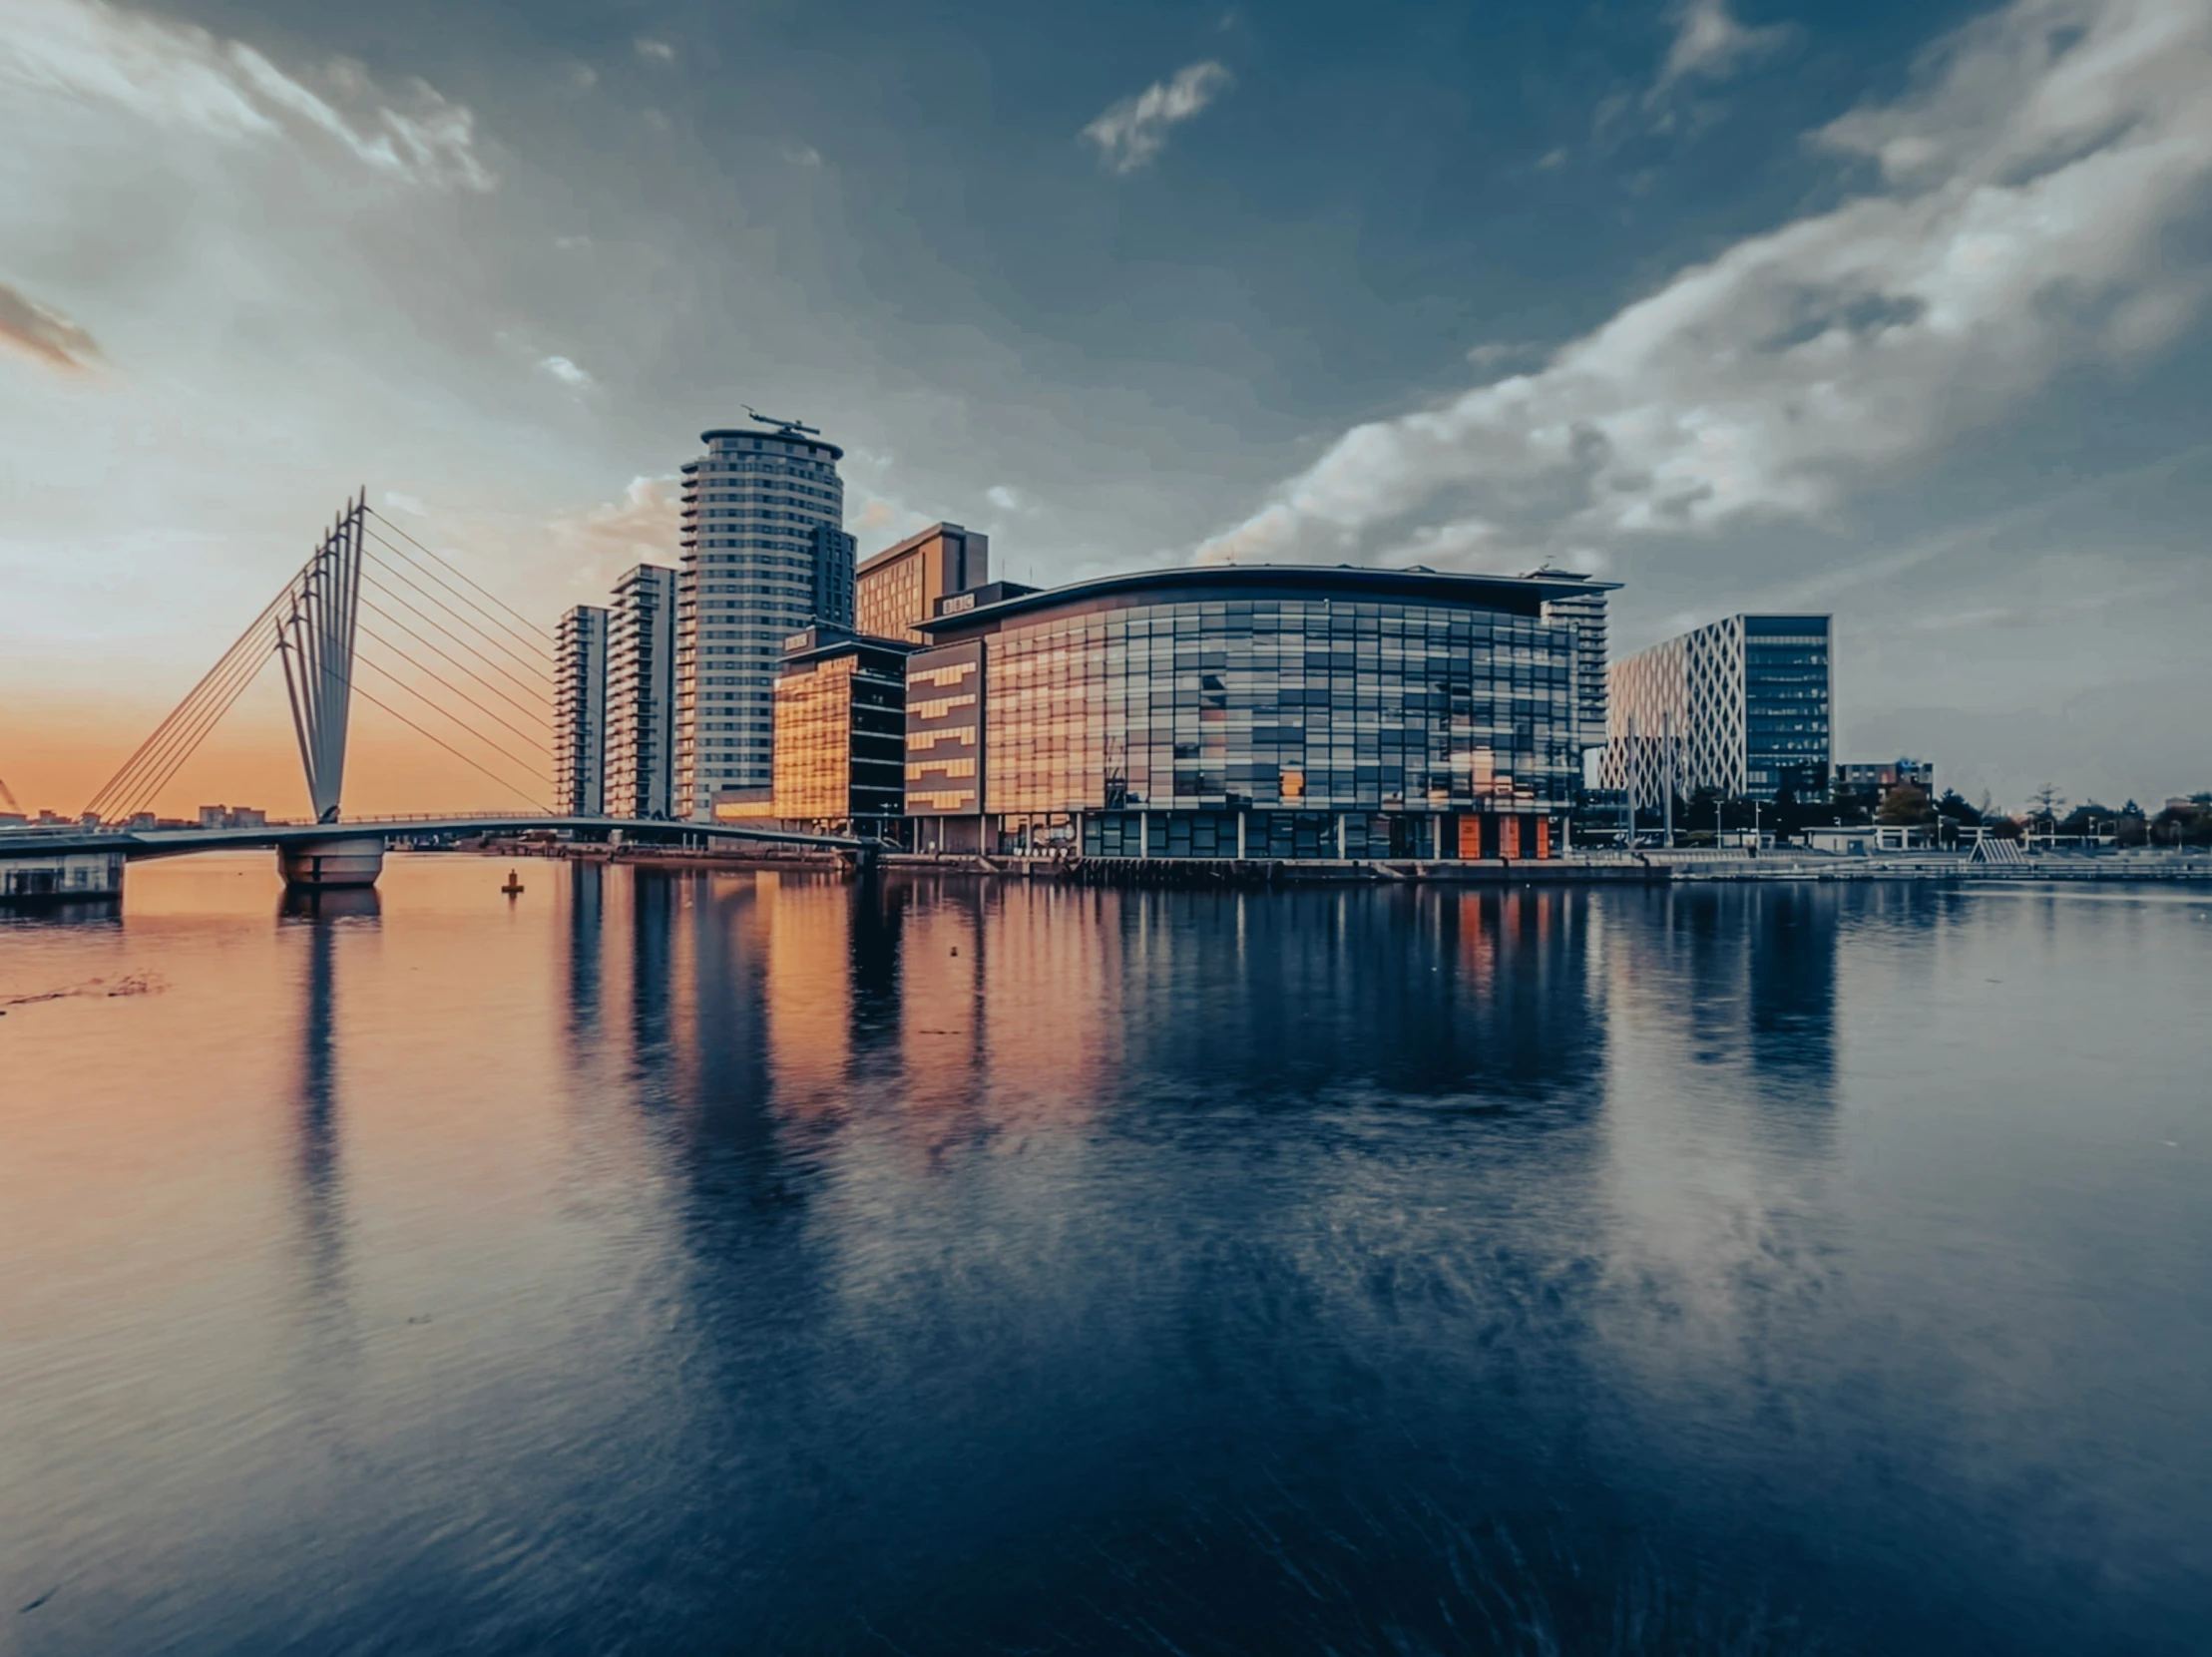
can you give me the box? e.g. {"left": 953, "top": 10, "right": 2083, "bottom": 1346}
{"left": 2153, "top": 800, "right": 2212, "bottom": 848}
{"left": 1878, "top": 782, "right": 1936, "bottom": 826}
{"left": 1937, "top": 789, "right": 1982, "bottom": 826}
{"left": 2026, "top": 783, "right": 2064, "bottom": 827}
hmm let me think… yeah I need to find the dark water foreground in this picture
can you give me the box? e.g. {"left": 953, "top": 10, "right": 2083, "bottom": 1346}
{"left": 2, "top": 856, "right": 2206, "bottom": 1655}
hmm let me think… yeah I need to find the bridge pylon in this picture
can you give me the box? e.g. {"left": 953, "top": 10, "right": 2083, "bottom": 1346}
{"left": 277, "top": 491, "right": 366, "bottom": 826}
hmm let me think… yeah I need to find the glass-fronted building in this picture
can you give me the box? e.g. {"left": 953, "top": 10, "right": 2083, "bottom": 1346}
{"left": 905, "top": 566, "right": 1616, "bottom": 858}
{"left": 673, "top": 422, "right": 856, "bottom": 820}
{"left": 771, "top": 626, "right": 912, "bottom": 838}
{"left": 1602, "top": 614, "right": 1832, "bottom": 807}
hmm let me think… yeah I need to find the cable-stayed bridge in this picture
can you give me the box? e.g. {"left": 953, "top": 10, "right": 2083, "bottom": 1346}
{"left": 2, "top": 493, "right": 867, "bottom": 899}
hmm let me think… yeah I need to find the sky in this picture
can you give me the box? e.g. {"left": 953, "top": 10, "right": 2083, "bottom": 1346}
{"left": 2, "top": 0, "right": 2209, "bottom": 817}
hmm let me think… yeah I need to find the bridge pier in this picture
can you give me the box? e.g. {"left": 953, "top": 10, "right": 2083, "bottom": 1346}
{"left": 279, "top": 836, "right": 385, "bottom": 890}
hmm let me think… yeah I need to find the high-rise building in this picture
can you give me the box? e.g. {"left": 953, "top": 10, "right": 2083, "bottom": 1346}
{"left": 771, "top": 624, "right": 913, "bottom": 837}
{"left": 855, "top": 522, "right": 989, "bottom": 644}
{"left": 1528, "top": 572, "right": 1610, "bottom": 756}
{"left": 554, "top": 605, "right": 609, "bottom": 817}
{"left": 1602, "top": 614, "right": 1832, "bottom": 807}
{"left": 674, "top": 421, "right": 850, "bottom": 819}
{"left": 606, "top": 564, "right": 677, "bottom": 818}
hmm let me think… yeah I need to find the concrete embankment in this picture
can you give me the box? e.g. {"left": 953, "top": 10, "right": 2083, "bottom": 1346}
{"left": 470, "top": 841, "right": 2212, "bottom": 887}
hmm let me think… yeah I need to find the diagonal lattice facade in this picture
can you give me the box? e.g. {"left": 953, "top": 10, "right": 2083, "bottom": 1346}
{"left": 1602, "top": 614, "right": 1829, "bottom": 808}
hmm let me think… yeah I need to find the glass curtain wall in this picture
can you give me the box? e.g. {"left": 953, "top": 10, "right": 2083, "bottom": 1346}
{"left": 984, "top": 598, "right": 1579, "bottom": 818}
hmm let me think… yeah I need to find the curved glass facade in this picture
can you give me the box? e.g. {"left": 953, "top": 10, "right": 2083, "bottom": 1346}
{"left": 982, "top": 594, "right": 1582, "bottom": 817}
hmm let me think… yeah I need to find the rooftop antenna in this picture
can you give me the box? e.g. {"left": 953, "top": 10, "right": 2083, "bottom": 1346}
{"left": 742, "top": 404, "right": 821, "bottom": 439}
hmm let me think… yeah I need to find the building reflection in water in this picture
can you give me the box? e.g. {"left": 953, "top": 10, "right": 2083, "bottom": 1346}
{"left": 565, "top": 861, "right": 605, "bottom": 1055}
{"left": 1588, "top": 883, "right": 1844, "bottom": 1431}
{"left": 569, "top": 870, "right": 1623, "bottom": 1150}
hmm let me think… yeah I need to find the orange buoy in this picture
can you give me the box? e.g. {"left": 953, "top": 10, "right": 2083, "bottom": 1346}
{"left": 502, "top": 868, "right": 525, "bottom": 896}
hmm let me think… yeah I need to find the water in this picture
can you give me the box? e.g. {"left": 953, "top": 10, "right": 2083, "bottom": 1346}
{"left": 2, "top": 855, "right": 2207, "bottom": 1655}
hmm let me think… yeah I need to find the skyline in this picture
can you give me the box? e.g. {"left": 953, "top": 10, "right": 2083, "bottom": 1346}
{"left": 4, "top": 0, "right": 2211, "bottom": 817}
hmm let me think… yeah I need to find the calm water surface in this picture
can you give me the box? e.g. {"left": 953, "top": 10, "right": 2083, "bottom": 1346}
{"left": 2, "top": 855, "right": 2208, "bottom": 1655}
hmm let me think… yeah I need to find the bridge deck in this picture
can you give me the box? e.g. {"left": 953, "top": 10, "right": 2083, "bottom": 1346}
{"left": 0, "top": 816, "right": 874, "bottom": 860}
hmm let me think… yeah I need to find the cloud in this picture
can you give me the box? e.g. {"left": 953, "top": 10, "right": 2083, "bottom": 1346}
{"left": 538, "top": 354, "right": 595, "bottom": 391}
{"left": 781, "top": 142, "right": 823, "bottom": 169}
{"left": 546, "top": 477, "right": 679, "bottom": 584}
{"left": 382, "top": 491, "right": 427, "bottom": 517}
{"left": 1197, "top": 0, "right": 2212, "bottom": 570}
{"left": 1081, "top": 61, "right": 1232, "bottom": 175}
{"left": 0, "top": 0, "right": 495, "bottom": 190}
{"left": 986, "top": 484, "right": 1025, "bottom": 512}
{"left": 1649, "top": 0, "right": 1796, "bottom": 102}
{"left": 635, "top": 37, "right": 674, "bottom": 62}
{"left": 0, "top": 281, "right": 104, "bottom": 373}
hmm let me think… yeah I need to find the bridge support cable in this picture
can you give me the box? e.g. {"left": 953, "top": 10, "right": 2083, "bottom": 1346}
{"left": 362, "top": 508, "right": 551, "bottom": 644}
{"left": 358, "top": 573, "right": 554, "bottom": 718}
{"left": 358, "top": 523, "right": 552, "bottom": 676}
{"left": 348, "top": 646, "right": 552, "bottom": 784}
{"left": 359, "top": 535, "right": 552, "bottom": 687}
{"left": 82, "top": 596, "right": 287, "bottom": 823}
{"left": 355, "top": 617, "right": 550, "bottom": 748}
{"left": 102, "top": 631, "right": 275, "bottom": 823}
{"left": 358, "top": 540, "right": 553, "bottom": 700}
{"left": 345, "top": 672, "right": 548, "bottom": 809}
{"left": 276, "top": 493, "right": 366, "bottom": 824}
{"left": 351, "top": 627, "right": 551, "bottom": 765}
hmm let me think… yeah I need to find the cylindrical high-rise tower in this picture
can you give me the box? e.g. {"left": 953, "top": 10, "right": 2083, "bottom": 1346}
{"left": 673, "top": 420, "right": 855, "bottom": 820}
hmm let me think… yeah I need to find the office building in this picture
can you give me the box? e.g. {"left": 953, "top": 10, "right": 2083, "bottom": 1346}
{"left": 606, "top": 565, "right": 676, "bottom": 818}
{"left": 674, "top": 420, "right": 853, "bottom": 819}
{"left": 855, "top": 522, "right": 989, "bottom": 643}
{"left": 905, "top": 564, "right": 1616, "bottom": 858}
{"left": 771, "top": 625, "right": 914, "bottom": 837}
{"left": 554, "top": 604, "right": 609, "bottom": 817}
{"left": 1603, "top": 614, "right": 1832, "bottom": 807}
{"left": 1837, "top": 758, "right": 1935, "bottom": 800}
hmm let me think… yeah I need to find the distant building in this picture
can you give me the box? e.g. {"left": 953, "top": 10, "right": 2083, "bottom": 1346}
{"left": 1603, "top": 615, "right": 1832, "bottom": 807}
{"left": 771, "top": 625, "right": 914, "bottom": 837}
{"left": 675, "top": 422, "right": 853, "bottom": 818}
{"left": 195, "top": 805, "right": 267, "bottom": 829}
{"left": 554, "top": 605, "right": 610, "bottom": 817}
{"left": 1837, "top": 758, "right": 1935, "bottom": 800}
{"left": 906, "top": 564, "right": 1613, "bottom": 858}
{"left": 1524, "top": 570, "right": 1611, "bottom": 756}
{"left": 855, "top": 522, "right": 989, "bottom": 644}
{"left": 606, "top": 565, "right": 677, "bottom": 819}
